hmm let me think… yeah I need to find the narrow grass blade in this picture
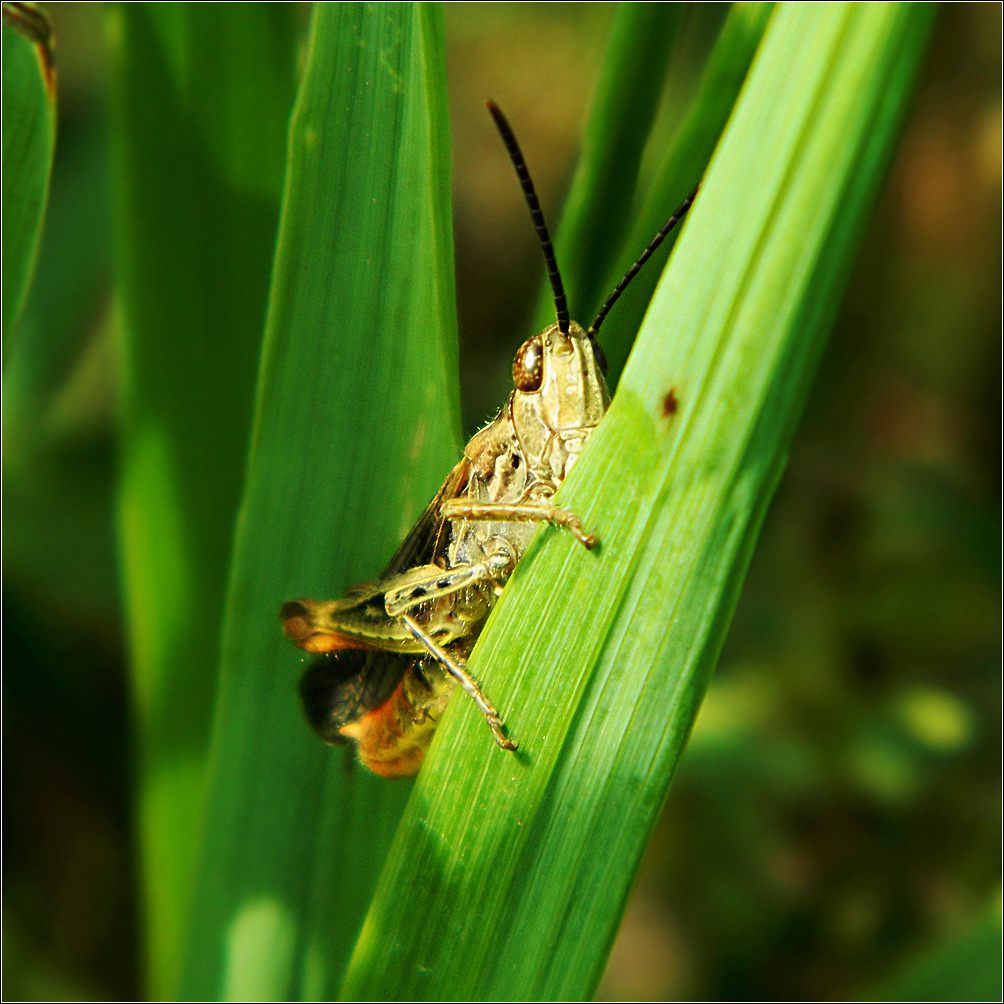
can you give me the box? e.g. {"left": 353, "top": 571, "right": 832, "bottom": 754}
{"left": 4, "top": 112, "right": 111, "bottom": 424}
{"left": 875, "top": 907, "right": 1003, "bottom": 1002}
{"left": 1, "top": 2, "right": 56, "bottom": 352}
{"left": 340, "top": 5, "right": 935, "bottom": 1000}
{"left": 179, "top": 5, "right": 458, "bottom": 999}
{"left": 532, "top": 2, "right": 684, "bottom": 331}
{"left": 599, "top": 1, "right": 775, "bottom": 384}
{"left": 107, "top": 4, "right": 297, "bottom": 995}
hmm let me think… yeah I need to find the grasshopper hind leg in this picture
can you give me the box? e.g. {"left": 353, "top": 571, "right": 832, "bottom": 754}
{"left": 401, "top": 615, "right": 517, "bottom": 751}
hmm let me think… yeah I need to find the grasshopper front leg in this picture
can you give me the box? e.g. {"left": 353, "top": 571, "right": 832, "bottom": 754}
{"left": 439, "top": 498, "right": 597, "bottom": 549}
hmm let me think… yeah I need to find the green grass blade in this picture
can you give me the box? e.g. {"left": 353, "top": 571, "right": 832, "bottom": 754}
{"left": 875, "top": 906, "right": 1003, "bottom": 1002}
{"left": 1, "top": 3, "right": 56, "bottom": 352}
{"left": 107, "top": 4, "right": 297, "bottom": 995}
{"left": 340, "top": 5, "right": 935, "bottom": 1001}
{"left": 532, "top": 2, "right": 684, "bottom": 331}
{"left": 178, "top": 4, "right": 458, "bottom": 999}
{"left": 599, "top": 1, "right": 775, "bottom": 384}
{"left": 5, "top": 110, "right": 111, "bottom": 423}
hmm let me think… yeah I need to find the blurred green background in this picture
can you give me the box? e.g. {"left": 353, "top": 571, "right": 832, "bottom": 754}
{"left": 2, "top": 3, "right": 999, "bottom": 1001}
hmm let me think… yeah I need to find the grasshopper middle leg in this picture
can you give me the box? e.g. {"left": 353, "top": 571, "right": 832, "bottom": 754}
{"left": 401, "top": 615, "right": 517, "bottom": 751}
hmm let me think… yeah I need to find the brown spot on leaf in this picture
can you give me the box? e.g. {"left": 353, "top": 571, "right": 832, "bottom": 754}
{"left": 662, "top": 388, "right": 679, "bottom": 418}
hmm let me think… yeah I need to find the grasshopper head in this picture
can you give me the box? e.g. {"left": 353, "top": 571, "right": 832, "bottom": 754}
{"left": 508, "top": 320, "right": 610, "bottom": 481}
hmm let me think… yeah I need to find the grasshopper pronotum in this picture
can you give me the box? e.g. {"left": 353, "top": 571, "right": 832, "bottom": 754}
{"left": 281, "top": 102, "right": 696, "bottom": 777}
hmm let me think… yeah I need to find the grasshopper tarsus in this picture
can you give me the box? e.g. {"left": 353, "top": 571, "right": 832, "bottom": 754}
{"left": 493, "top": 728, "right": 519, "bottom": 752}
{"left": 485, "top": 708, "right": 518, "bottom": 751}
{"left": 566, "top": 518, "right": 597, "bottom": 550}
{"left": 545, "top": 508, "right": 597, "bottom": 550}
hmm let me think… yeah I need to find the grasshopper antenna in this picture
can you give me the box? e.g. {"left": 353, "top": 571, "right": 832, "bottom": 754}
{"left": 486, "top": 100, "right": 570, "bottom": 335}
{"left": 588, "top": 183, "right": 700, "bottom": 339}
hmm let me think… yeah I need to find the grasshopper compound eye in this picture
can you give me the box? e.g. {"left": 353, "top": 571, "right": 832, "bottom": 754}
{"left": 512, "top": 335, "right": 544, "bottom": 392}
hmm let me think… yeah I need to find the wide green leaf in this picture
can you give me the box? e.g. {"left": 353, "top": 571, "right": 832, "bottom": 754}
{"left": 341, "top": 5, "right": 935, "bottom": 1000}
{"left": 107, "top": 4, "right": 297, "bottom": 995}
{"left": 178, "top": 5, "right": 459, "bottom": 999}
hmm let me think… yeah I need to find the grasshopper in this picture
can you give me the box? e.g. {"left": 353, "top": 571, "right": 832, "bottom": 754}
{"left": 282, "top": 102, "right": 696, "bottom": 777}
